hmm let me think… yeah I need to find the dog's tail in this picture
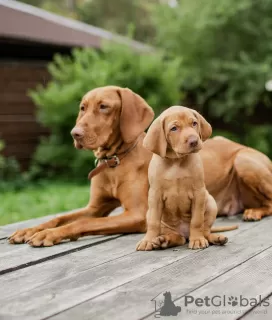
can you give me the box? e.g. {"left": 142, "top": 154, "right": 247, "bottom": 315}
{"left": 211, "top": 225, "right": 238, "bottom": 232}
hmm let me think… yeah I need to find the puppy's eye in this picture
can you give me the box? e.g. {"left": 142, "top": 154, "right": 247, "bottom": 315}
{"left": 100, "top": 104, "right": 108, "bottom": 110}
{"left": 170, "top": 126, "right": 178, "bottom": 132}
{"left": 192, "top": 121, "right": 198, "bottom": 127}
{"left": 80, "top": 105, "right": 85, "bottom": 111}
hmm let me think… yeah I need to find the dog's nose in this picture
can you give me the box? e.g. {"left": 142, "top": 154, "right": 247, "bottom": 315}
{"left": 71, "top": 127, "right": 84, "bottom": 139}
{"left": 187, "top": 136, "right": 198, "bottom": 148}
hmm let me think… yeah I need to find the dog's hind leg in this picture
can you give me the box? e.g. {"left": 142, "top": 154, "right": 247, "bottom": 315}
{"left": 234, "top": 149, "right": 272, "bottom": 221}
{"left": 152, "top": 233, "right": 186, "bottom": 249}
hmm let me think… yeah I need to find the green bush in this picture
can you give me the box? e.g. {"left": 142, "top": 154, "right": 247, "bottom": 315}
{"left": 0, "top": 140, "right": 28, "bottom": 191}
{"left": 153, "top": 0, "right": 272, "bottom": 157}
{"left": 30, "top": 43, "right": 182, "bottom": 180}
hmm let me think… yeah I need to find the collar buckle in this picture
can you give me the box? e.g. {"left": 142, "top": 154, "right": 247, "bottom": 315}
{"left": 94, "top": 155, "right": 120, "bottom": 168}
{"left": 106, "top": 155, "right": 120, "bottom": 168}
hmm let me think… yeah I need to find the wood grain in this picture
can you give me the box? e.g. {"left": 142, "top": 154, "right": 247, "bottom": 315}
{"left": 0, "top": 217, "right": 269, "bottom": 319}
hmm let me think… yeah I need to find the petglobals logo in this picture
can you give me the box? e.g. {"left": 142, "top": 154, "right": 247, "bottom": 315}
{"left": 184, "top": 295, "right": 270, "bottom": 308}
{"left": 151, "top": 292, "right": 270, "bottom": 318}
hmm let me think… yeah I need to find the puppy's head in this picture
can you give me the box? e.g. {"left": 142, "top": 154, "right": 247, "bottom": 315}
{"left": 143, "top": 106, "right": 212, "bottom": 158}
{"left": 71, "top": 86, "right": 154, "bottom": 150}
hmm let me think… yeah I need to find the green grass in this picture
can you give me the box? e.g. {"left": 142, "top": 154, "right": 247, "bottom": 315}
{"left": 0, "top": 182, "right": 90, "bottom": 226}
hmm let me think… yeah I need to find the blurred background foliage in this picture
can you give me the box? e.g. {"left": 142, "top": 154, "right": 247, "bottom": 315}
{"left": 11, "top": 0, "right": 272, "bottom": 179}
{"left": 154, "top": 0, "right": 272, "bottom": 157}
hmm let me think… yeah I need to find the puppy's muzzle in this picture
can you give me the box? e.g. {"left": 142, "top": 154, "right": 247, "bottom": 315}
{"left": 187, "top": 135, "right": 198, "bottom": 148}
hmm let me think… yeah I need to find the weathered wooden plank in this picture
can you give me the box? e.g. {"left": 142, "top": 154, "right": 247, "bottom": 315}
{"left": 0, "top": 235, "right": 118, "bottom": 274}
{"left": 44, "top": 218, "right": 272, "bottom": 320}
{"left": 0, "top": 233, "right": 144, "bottom": 300}
{"left": 170, "top": 246, "right": 272, "bottom": 320}
{"left": 0, "top": 122, "right": 46, "bottom": 135}
{"left": 242, "top": 294, "right": 272, "bottom": 320}
{"left": 0, "top": 208, "right": 125, "bottom": 272}
{"left": 0, "top": 217, "right": 270, "bottom": 319}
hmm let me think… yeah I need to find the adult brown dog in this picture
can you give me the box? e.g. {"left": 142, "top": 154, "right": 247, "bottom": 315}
{"left": 8, "top": 87, "right": 272, "bottom": 246}
{"left": 137, "top": 106, "right": 229, "bottom": 251}
{"left": 9, "top": 86, "right": 154, "bottom": 246}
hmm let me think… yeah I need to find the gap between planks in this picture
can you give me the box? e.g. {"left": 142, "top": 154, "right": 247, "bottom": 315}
{"left": 0, "top": 235, "right": 122, "bottom": 276}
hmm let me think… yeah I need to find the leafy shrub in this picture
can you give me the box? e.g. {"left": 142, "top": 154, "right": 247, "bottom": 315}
{"left": 30, "top": 43, "right": 182, "bottom": 180}
{"left": 154, "top": 0, "right": 272, "bottom": 157}
{"left": 0, "top": 140, "right": 28, "bottom": 191}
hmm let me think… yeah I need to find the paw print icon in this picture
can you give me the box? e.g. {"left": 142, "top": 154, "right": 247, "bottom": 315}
{"left": 228, "top": 296, "right": 238, "bottom": 307}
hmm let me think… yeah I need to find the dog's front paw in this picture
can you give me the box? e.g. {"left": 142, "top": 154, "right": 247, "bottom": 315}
{"left": 189, "top": 237, "right": 209, "bottom": 250}
{"left": 136, "top": 237, "right": 154, "bottom": 251}
{"left": 8, "top": 228, "right": 40, "bottom": 244}
{"left": 27, "top": 229, "right": 62, "bottom": 247}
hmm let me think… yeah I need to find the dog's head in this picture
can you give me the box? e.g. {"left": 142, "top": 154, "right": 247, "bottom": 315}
{"left": 143, "top": 106, "right": 212, "bottom": 158}
{"left": 71, "top": 86, "right": 154, "bottom": 151}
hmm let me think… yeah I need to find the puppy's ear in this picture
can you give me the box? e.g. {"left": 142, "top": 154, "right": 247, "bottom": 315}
{"left": 143, "top": 117, "right": 167, "bottom": 157}
{"left": 117, "top": 88, "right": 154, "bottom": 143}
{"left": 192, "top": 110, "right": 212, "bottom": 141}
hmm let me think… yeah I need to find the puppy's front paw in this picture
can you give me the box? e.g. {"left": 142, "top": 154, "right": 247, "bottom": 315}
{"left": 189, "top": 237, "right": 209, "bottom": 250}
{"left": 8, "top": 228, "right": 40, "bottom": 244}
{"left": 27, "top": 229, "right": 62, "bottom": 247}
{"left": 136, "top": 237, "right": 154, "bottom": 251}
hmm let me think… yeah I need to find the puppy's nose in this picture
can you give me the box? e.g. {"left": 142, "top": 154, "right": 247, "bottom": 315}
{"left": 187, "top": 136, "right": 198, "bottom": 148}
{"left": 71, "top": 127, "right": 84, "bottom": 139}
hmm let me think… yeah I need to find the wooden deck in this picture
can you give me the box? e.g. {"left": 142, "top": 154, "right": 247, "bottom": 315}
{"left": 0, "top": 209, "right": 271, "bottom": 320}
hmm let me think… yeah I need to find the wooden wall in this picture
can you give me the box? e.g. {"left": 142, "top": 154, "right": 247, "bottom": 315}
{"left": 0, "top": 61, "right": 50, "bottom": 170}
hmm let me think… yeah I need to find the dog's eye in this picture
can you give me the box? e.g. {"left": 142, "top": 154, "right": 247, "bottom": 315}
{"left": 192, "top": 121, "right": 198, "bottom": 127}
{"left": 170, "top": 126, "right": 178, "bottom": 132}
{"left": 100, "top": 104, "right": 108, "bottom": 110}
{"left": 80, "top": 105, "right": 85, "bottom": 111}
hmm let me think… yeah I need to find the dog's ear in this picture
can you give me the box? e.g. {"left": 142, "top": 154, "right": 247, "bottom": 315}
{"left": 117, "top": 88, "right": 154, "bottom": 143}
{"left": 143, "top": 117, "right": 167, "bottom": 157}
{"left": 192, "top": 110, "right": 212, "bottom": 142}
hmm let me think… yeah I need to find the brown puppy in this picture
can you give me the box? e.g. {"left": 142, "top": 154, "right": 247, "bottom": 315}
{"left": 137, "top": 106, "right": 228, "bottom": 251}
{"left": 9, "top": 86, "right": 154, "bottom": 247}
